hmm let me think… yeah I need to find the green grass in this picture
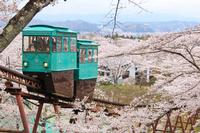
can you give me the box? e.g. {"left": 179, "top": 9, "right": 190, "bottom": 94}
{"left": 95, "top": 84, "right": 149, "bottom": 104}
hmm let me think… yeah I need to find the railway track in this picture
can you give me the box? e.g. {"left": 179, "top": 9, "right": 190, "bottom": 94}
{"left": 0, "top": 65, "right": 128, "bottom": 107}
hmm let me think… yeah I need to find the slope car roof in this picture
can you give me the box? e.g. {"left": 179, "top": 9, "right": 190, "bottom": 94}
{"left": 23, "top": 25, "right": 78, "bottom": 36}
{"left": 77, "top": 39, "right": 99, "bottom": 46}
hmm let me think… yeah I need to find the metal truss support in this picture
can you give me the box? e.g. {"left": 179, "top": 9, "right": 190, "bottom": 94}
{"left": 16, "top": 94, "right": 30, "bottom": 133}
{"left": 150, "top": 108, "right": 200, "bottom": 133}
{"left": 32, "top": 102, "right": 44, "bottom": 133}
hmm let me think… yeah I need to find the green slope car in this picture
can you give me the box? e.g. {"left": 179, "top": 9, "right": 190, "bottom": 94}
{"left": 22, "top": 25, "right": 99, "bottom": 100}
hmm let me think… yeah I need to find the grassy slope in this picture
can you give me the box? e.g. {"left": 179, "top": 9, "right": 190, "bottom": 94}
{"left": 95, "top": 84, "right": 149, "bottom": 104}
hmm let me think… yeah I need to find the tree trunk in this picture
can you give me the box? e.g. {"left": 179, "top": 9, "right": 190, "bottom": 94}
{"left": 0, "top": 0, "right": 52, "bottom": 52}
{"left": 113, "top": 75, "right": 119, "bottom": 84}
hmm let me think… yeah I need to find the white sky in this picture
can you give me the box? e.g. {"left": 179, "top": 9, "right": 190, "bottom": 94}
{"left": 33, "top": 0, "right": 200, "bottom": 22}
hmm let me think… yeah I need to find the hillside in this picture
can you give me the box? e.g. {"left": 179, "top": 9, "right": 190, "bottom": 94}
{"left": 1, "top": 26, "right": 200, "bottom": 131}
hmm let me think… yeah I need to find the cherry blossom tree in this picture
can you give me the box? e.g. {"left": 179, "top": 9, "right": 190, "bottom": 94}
{"left": 0, "top": 0, "right": 18, "bottom": 21}
{"left": 77, "top": 25, "right": 200, "bottom": 132}
{"left": 100, "top": 56, "right": 132, "bottom": 84}
{"left": 102, "top": 26, "right": 200, "bottom": 129}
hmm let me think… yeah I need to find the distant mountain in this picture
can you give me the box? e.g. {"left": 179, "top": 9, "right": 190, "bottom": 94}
{"left": 121, "top": 21, "right": 199, "bottom": 33}
{"left": 29, "top": 20, "right": 99, "bottom": 32}
{"left": 121, "top": 23, "right": 154, "bottom": 33}
{"left": 62, "top": 20, "right": 99, "bottom": 32}
{"left": 0, "top": 19, "right": 198, "bottom": 33}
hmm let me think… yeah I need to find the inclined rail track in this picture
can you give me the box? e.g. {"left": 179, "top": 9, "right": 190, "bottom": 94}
{"left": 0, "top": 65, "right": 128, "bottom": 107}
{"left": 0, "top": 65, "right": 41, "bottom": 89}
{"left": 92, "top": 97, "right": 128, "bottom": 107}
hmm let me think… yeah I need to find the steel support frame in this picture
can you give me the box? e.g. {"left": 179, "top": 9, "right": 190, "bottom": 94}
{"left": 7, "top": 88, "right": 44, "bottom": 133}
{"left": 32, "top": 102, "right": 44, "bottom": 133}
{"left": 16, "top": 94, "right": 45, "bottom": 133}
{"left": 151, "top": 109, "right": 200, "bottom": 133}
{"left": 4, "top": 87, "right": 75, "bottom": 133}
{"left": 16, "top": 94, "right": 30, "bottom": 133}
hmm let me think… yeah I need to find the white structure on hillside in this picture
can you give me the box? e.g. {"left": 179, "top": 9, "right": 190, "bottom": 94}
{"left": 98, "top": 63, "right": 151, "bottom": 84}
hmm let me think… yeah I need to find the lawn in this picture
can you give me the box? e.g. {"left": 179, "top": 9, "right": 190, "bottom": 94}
{"left": 94, "top": 84, "right": 150, "bottom": 104}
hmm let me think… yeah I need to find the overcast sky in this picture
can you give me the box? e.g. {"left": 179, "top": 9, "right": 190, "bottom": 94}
{"left": 33, "top": 0, "right": 200, "bottom": 23}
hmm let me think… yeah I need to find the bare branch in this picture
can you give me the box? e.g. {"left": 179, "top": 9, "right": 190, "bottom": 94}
{"left": 160, "top": 49, "right": 200, "bottom": 71}
{"left": 101, "top": 0, "right": 151, "bottom": 37}
{"left": 128, "top": 0, "right": 152, "bottom": 13}
{"left": 174, "top": 80, "right": 200, "bottom": 96}
{"left": 112, "top": 0, "right": 121, "bottom": 36}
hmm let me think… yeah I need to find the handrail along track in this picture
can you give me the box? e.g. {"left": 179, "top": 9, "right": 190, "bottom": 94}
{"left": 0, "top": 65, "right": 41, "bottom": 89}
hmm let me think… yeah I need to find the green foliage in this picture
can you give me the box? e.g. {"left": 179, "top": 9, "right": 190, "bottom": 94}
{"left": 104, "top": 34, "right": 151, "bottom": 40}
{"left": 149, "top": 76, "right": 157, "bottom": 85}
{"left": 195, "top": 126, "right": 200, "bottom": 132}
{"left": 135, "top": 75, "right": 157, "bottom": 86}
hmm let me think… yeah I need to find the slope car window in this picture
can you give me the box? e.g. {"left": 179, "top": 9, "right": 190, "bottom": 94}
{"left": 70, "top": 37, "right": 77, "bottom": 52}
{"left": 63, "top": 37, "right": 68, "bottom": 52}
{"left": 23, "top": 36, "right": 34, "bottom": 52}
{"left": 80, "top": 49, "right": 86, "bottom": 63}
{"left": 23, "top": 36, "right": 50, "bottom": 52}
{"left": 88, "top": 49, "right": 92, "bottom": 63}
{"left": 37, "top": 37, "right": 50, "bottom": 52}
{"left": 57, "top": 37, "right": 62, "bottom": 52}
{"left": 52, "top": 37, "right": 57, "bottom": 52}
{"left": 93, "top": 49, "right": 98, "bottom": 62}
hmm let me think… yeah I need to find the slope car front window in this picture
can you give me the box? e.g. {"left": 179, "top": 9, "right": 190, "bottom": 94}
{"left": 63, "top": 37, "right": 68, "bottom": 52}
{"left": 23, "top": 36, "right": 36, "bottom": 52}
{"left": 57, "top": 37, "right": 62, "bottom": 52}
{"left": 52, "top": 37, "right": 57, "bottom": 52}
{"left": 23, "top": 36, "right": 50, "bottom": 52}
{"left": 70, "top": 37, "right": 77, "bottom": 52}
{"left": 88, "top": 49, "right": 92, "bottom": 63}
{"left": 37, "top": 37, "right": 50, "bottom": 52}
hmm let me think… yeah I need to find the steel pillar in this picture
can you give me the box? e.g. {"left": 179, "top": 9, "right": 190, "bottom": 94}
{"left": 32, "top": 102, "right": 44, "bottom": 133}
{"left": 16, "top": 94, "right": 30, "bottom": 133}
{"left": 163, "top": 113, "right": 173, "bottom": 133}
{"left": 172, "top": 115, "right": 185, "bottom": 133}
{"left": 53, "top": 104, "right": 60, "bottom": 115}
{"left": 152, "top": 119, "right": 159, "bottom": 133}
